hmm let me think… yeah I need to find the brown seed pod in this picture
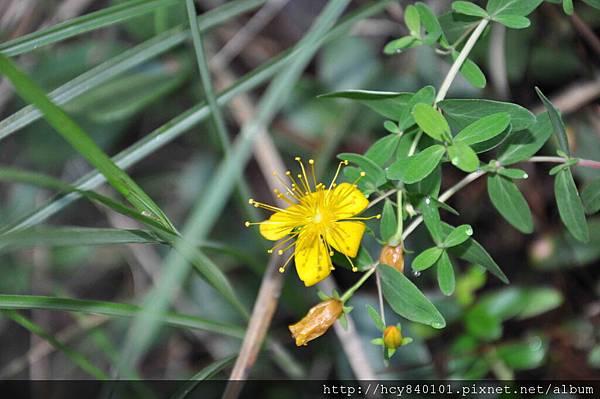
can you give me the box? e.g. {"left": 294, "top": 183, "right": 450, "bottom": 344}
{"left": 379, "top": 244, "right": 404, "bottom": 273}
{"left": 288, "top": 299, "right": 343, "bottom": 346}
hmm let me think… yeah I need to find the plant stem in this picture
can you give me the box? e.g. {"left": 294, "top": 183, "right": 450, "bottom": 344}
{"left": 368, "top": 189, "right": 396, "bottom": 209}
{"left": 375, "top": 270, "right": 386, "bottom": 326}
{"left": 388, "top": 190, "right": 403, "bottom": 246}
{"left": 402, "top": 170, "right": 485, "bottom": 240}
{"left": 340, "top": 265, "right": 377, "bottom": 303}
{"left": 435, "top": 18, "right": 489, "bottom": 104}
{"left": 528, "top": 156, "right": 600, "bottom": 169}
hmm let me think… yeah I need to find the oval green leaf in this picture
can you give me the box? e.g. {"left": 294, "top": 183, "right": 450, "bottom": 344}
{"left": 386, "top": 144, "right": 445, "bottom": 184}
{"left": 379, "top": 264, "right": 446, "bottom": 328}
{"left": 412, "top": 103, "right": 451, "bottom": 142}
{"left": 488, "top": 174, "right": 534, "bottom": 233}
{"left": 412, "top": 247, "right": 444, "bottom": 271}
{"left": 554, "top": 168, "right": 589, "bottom": 242}
{"left": 447, "top": 141, "right": 480, "bottom": 172}
{"left": 436, "top": 251, "right": 455, "bottom": 296}
{"left": 454, "top": 112, "right": 511, "bottom": 145}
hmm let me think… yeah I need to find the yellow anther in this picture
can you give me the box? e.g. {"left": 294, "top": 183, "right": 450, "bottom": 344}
{"left": 278, "top": 249, "right": 284, "bottom": 255}
{"left": 279, "top": 267, "right": 285, "bottom": 273}
{"left": 352, "top": 267, "right": 358, "bottom": 272}
{"left": 360, "top": 171, "right": 366, "bottom": 177}
{"left": 309, "top": 159, "right": 314, "bottom": 164}
{"left": 244, "top": 221, "right": 250, "bottom": 227}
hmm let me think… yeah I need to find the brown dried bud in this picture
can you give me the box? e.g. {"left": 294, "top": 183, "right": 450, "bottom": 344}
{"left": 379, "top": 244, "right": 404, "bottom": 273}
{"left": 289, "top": 299, "right": 343, "bottom": 346}
{"left": 383, "top": 325, "right": 403, "bottom": 349}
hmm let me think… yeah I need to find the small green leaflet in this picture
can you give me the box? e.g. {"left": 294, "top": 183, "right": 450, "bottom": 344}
{"left": 452, "top": 1, "right": 488, "bottom": 17}
{"left": 419, "top": 196, "right": 444, "bottom": 244}
{"left": 386, "top": 144, "right": 445, "bottom": 184}
{"left": 404, "top": 5, "right": 421, "bottom": 37}
{"left": 380, "top": 200, "right": 397, "bottom": 242}
{"left": 338, "top": 153, "right": 386, "bottom": 188}
{"left": 488, "top": 174, "right": 534, "bottom": 233}
{"left": 454, "top": 113, "right": 511, "bottom": 145}
{"left": 563, "top": 0, "right": 574, "bottom": 14}
{"left": 439, "top": 99, "right": 535, "bottom": 132}
{"left": 554, "top": 168, "right": 589, "bottom": 243}
{"left": 415, "top": 2, "right": 443, "bottom": 45}
{"left": 497, "top": 168, "right": 528, "bottom": 180}
{"left": 436, "top": 251, "right": 455, "bottom": 296}
{"left": 412, "top": 247, "right": 443, "bottom": 271}
{"left": 379, "top": 264, "right": 446, "bottom": 328}
{"left": 486, "top": 0, "right": 543, "bottom": 17}
{"left": 496, "top": 112, "right": 553, "bottom": 165}
{"left": 442, "top": 224, "right": 473, "bottom": 247}
{"left": 364, "top": 134, "right": 401, "bottom": 166}
{"left": 493, "top": 15, "right": 531, "bottom": 29}
{"left": 383, "top": 36, "right": 421, "bottom": 54}
{"left": 397, "top": 86, "right": 436, "bottom": 131}
{"left": 366, "top": 304, "right": 385, "bottom": 332}
{"left": 412, "top": 103, "right": 451, "bottom": 142}
{"left": 535, "top": 87, "right": 570, "bottom": 156}
{"left": 447, "top": 141, "right": 480, "bottom": 172}
{"left": 452, "top": 50, "right": 486, "bottom": 89}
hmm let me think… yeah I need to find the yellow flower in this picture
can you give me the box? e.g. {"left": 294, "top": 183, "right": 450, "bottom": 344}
{"left": 383, "top": 325, "right": 403, "bottom": 349}
{"left": 246, "top": 157, "right": 379, "bottom": 286}
{"left": 289, "top": 299, "right": 343, "bottom": 346}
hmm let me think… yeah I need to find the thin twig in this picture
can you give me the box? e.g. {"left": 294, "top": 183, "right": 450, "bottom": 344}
{"left": 528, "top": 155, "right": 600, "bottom": 169}
{"left": 570, "top": 12, "right": 600, "bottom": 57}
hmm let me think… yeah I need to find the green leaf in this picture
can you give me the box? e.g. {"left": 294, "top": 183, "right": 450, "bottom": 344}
{"left": 497, "top": 337, "right": 547, "bottom": 370}
{"left": 439, "top": 99, "right": 535, "bottom": 132}
{"left": 380, "top": 200, "right": 397, "bottom": 242}
{"left": 386, "top": 144, "right": 445, "bottom": 184}
{"left": 486, "top": 0, "right": 543, "bottom": 17}
{"left": 496, "top": 112, "right": 553, "bottom": 165}
{"left": 582, "top": 178, "right": 600, "bottom": 214}
{"left": 383, "top": 36, "right": 421, "bottom": 54}
{"left": 0, "top": 54, "right": 174, "bottom": 231}
{"left": 406, "top": 166, "right": 441, "bottom": 198}
{"left": 454, "top": 51, "right": 487, "bottom": 89}
{"left": 379, "top": 264, "right": 446, "bottom": 328}
{"left": 488, "top": 174, "right": 534, "bottom": 233}
{"left": 563, "top": 0, "right": 574, "bottom": 14}
{"left": 404, "top": 5, "right": 421, "bottom": 37}
{"left": 497, "top": 167, "right": 528, "bottom": 179}
{"left": 0, "top": 227, "right": 164, "bottom": 252}
{"left": 443, "top": 224, "right": 474, "bottom": 248}
{"left": 535, "top": 87, "right": 570, "bottom": 156}
{"left": 0, "top": 0, "right": 184, "bottom": 56}
{"left": 436, "top": 252, "right": 456, "bottom": 296}
{"left": 465, "top": 306, "right": 502, "bottom": 340}
{"left": 517, "top": 287, "right": 563, "bottom": 319}
{"left": 412, "top": 247, "right": 444, "bottom": 271}
{"left": 415, "top": 2, "right": 444, "bottom": 45}
{"left": 0, "top": 295, "right": 244, "bottom": 338}
{"left": 412, "top": 103, "right": 451, "bottom": 142}
{"left": 383, "top": 120, "right": 400, "bottom": 133}
{"left": 454, "top": 113, "right": 511, "bottom": 145}
{"left": 338, "top": 153, "right": 387, "bottom": 188}
{"left": 419, "top": 196, "right": 445, "bottom": 244}
{"left": 554, "top": 168, "right": 589, "bottom": 242}
{"left": 493, "top": 14, "right": 531, "bottom": 29}
{"left": 443, "top": 223, "right": 509, "bottom": 283}
{"left": 452, "top": 1, "right": 489, "bottom": 17}
{"left": 366, "top": 304, "right": 385, "bottom": 332}
{"left": 364, "top": 134, "right": 401, "bottom": 166}
{"left": 319, "top": 90, "right": 412, "bottom": 120}
{"left": 447, "top": 142, "right": 480, "bottom": 172}
{"left": 397, "top": 86, "right": 436, "bottom": 131}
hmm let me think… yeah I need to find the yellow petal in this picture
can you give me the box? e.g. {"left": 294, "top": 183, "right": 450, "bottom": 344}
{"left": 258, "top": 210, "right": 298, "bottom": 241}
{"left": 330, "top": 183, "right": 368, "bottom": 219}
{"left": 325, "top": 221, "right": 365, "bottom": 258}
{"left": 294, "top": 231, "right": 331, "bottom": 286}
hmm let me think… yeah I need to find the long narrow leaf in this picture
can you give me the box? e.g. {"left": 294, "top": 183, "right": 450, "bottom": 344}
{"left": 170, "top": 355, "right": 237, "bottom": 399}
{"left": 0, "top": 295, "right": 245, "bottom": 338}
{"left": 0, "top": 0, "right": 182, "bottom": 56}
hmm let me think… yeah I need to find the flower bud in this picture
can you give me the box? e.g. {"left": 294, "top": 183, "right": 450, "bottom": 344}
{"left": 379, "top": 245, "right": 404, "bottom": 273}
{"left": 383, "top": 325, "right": 403, "bottom": 349}
{"left": 289, "top": 299, "right": 343, "bottom": 346}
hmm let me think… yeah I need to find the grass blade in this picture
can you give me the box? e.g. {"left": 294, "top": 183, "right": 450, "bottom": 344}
{"left": 0, "top": 227, "right": 164, "bottom": 251}
{"left": 2, "top": 310, "right": 109, "bottom": 380}
{"left": 0, "top": 54, "right": 174, "bottom": 231}
{"left": 0, "top": 0, "right": 268, "bottom": 140}
{"left": 0, "top": 0, "right": 182, "bottom": 56}
{"left": 0, "top": 295, "right": 245, "bottom": 338}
